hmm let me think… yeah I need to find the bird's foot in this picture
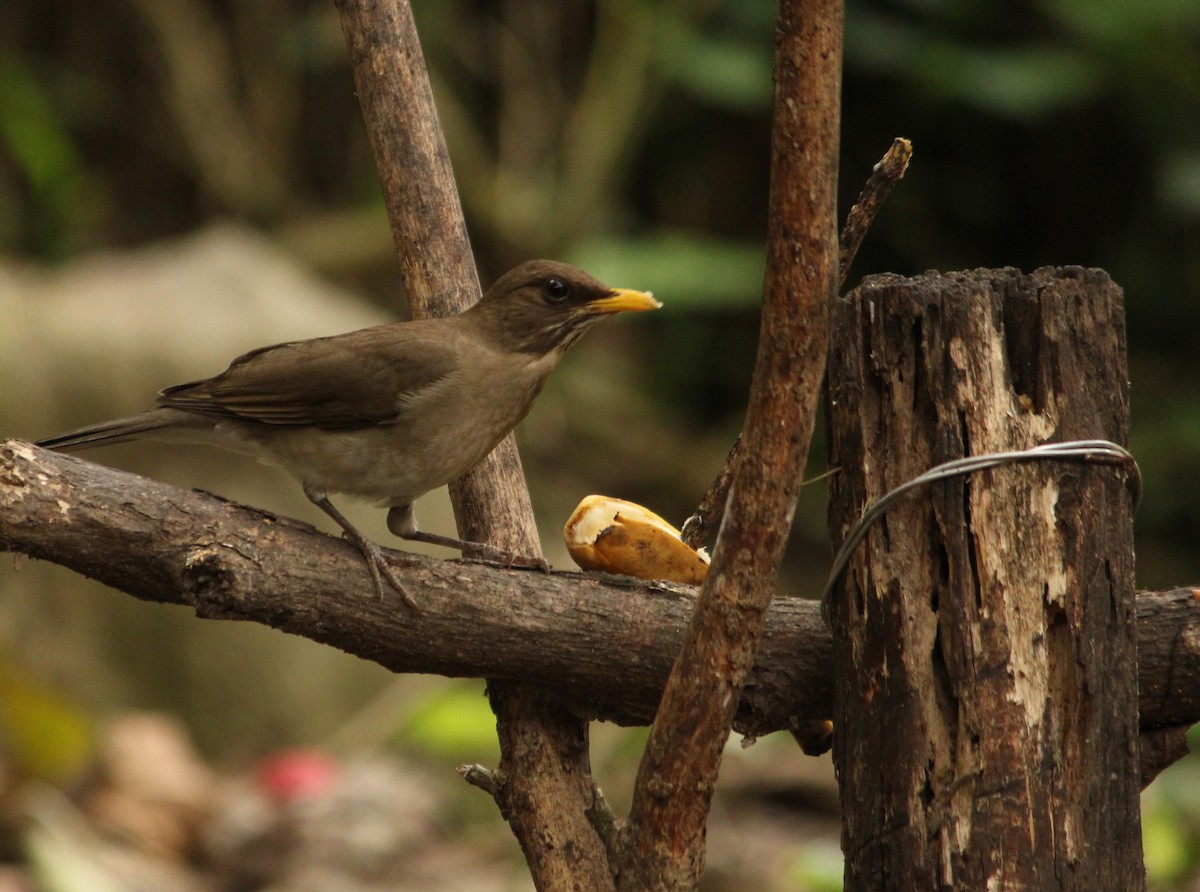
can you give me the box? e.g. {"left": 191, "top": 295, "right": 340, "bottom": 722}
{"left": 465, "top": 542, "right": 549, "bottom": 573}
{"left": 401, "top": 528, "right": 550, "bottom": 574}
{"left": 355, "top": 537, "right": 421, "bottom": 611}
{"left": 308, "top": 493, "right": 419, "bottom": 610}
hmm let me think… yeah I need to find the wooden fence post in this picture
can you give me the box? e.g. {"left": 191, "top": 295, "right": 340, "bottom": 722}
{"left": 825, "top": 267, "right": 1145, "bottom": 890}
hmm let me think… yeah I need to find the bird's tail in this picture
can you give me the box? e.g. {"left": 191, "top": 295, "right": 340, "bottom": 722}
{"left": 37, "top": 410, "right": 178, "bottom": 452}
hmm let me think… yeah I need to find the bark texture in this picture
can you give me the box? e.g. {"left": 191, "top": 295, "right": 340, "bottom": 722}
{"left": 335, "top": 3, "right": 612, "bottom": 887}
{"left": 6, "top": 439, "right": 1198, "bottom": 755}
{"left": 826, "top": 267, "right": 1145, "bottom": 890}
{"left": 616, "top": 0, "right": 841, "bottom": 887}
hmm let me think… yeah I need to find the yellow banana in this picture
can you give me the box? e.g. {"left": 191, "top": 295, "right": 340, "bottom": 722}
{"left": 563, "top": 495, "right": 709, "bottom": 584}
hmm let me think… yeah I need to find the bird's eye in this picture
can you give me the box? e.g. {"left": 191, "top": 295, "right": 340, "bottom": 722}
{"left": 543, "top": 277, "right": 570, "bottom": 302}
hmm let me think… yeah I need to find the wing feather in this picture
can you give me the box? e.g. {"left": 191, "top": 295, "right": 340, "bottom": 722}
{"left": 157, "top": 323, "right": 460, "bottom": 431}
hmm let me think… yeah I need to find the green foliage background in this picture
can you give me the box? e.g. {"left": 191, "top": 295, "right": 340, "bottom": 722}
{"left": 2, "top": 0, "right": 1199, "bottom": 887}
{"left": 5, "top": 0, "right": 1199, "bottom": 585}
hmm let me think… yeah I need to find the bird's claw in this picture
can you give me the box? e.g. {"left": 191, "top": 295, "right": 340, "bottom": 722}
{"left": 357, "top": 538, "right": 421, "bottom": 611}
{"left": 511, "top": 553, "right": 551, "bottom": 574}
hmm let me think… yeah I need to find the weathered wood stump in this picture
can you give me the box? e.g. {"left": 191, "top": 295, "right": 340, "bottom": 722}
{"left": 825, "top": 267, "right": 1144, "bottom": 890}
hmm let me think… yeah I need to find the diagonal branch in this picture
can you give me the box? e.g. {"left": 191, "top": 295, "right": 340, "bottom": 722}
{"left": 333, "top": 3, "right": 613, "bottom": 887}
{"left": 836, "top": 136, "right": 912, "bottom": 288}
{"left": 615, "top": 0, "right": 843, "bottom": 887}
{"left": 335, "top": 0, "right": 480, "bottom": 314}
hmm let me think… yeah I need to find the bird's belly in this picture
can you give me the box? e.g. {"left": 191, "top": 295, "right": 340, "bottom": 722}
{"left": 238, "top": 402, "right": 523, "bottom": 505}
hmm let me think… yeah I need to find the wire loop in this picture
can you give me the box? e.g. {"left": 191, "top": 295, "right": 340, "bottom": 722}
{"left": 820, "top": 439, "right": 1141, "bottom": 624}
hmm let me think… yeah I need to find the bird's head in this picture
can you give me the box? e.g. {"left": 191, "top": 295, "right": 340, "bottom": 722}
{"left": 474, "top": 260, "right": 661, "bottom": 357}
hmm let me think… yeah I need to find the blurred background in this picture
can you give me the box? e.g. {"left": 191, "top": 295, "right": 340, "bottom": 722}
{"left": 1, "top": 0, "right": 1198, "bottom": 889}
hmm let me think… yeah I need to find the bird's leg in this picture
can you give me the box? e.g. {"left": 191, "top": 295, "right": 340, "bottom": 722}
{"left": 304, "top": 489, "right": 419, "bottom": 610}
{"left": 405, "top": 529, "right": 551, "bottom": 572}
{"left": 386, "top": 505, "right": 550, "bottom": 573}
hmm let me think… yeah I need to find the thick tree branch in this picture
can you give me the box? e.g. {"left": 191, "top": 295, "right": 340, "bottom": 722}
{"left": 334, "top": 3, "right": 612, "bottom": 887}
{"left": 1, "top": 440, "right": 1197, "bottom": 749}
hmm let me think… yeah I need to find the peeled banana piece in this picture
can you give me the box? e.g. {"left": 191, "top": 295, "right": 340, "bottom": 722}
{"left": 563, "top": 495, "right": 710, "bottom": 584}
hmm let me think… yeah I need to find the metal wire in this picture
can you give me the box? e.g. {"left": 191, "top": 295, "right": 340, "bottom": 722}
{"left": 819, "top": 439, "right": 1141, "bottom": 623}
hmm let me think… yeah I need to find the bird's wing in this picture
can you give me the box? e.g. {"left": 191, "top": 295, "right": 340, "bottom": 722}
{"left": 157, "top": 324, "right": 459, "bottom": 431}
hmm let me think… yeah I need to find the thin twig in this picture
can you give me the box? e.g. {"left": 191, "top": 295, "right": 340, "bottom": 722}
{"left": 585, "top": 781, "right": 621, "bottom": 864}
{"left": 681, "top": 138, "right": 910, "bottom": 550}
{"left": 458, "top": 764, "right": 502, "bottom": 797}
{"left": 838, "top": 137, "right": 912, "bottom": 288}
{"left": 680, "top": 437, "right": 740, "bottom": 548}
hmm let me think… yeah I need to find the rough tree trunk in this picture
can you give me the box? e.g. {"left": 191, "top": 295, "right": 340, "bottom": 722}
{"left": 825, "top": 267, "right": 1145, "bottom": 890}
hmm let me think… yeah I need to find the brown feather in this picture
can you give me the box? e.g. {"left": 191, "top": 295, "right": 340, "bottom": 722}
{"left": 157, "top": 320, "right": 461, "bottom": 431}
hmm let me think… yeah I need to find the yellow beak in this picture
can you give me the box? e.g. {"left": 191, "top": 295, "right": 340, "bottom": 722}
{"left": 589, "top": 288, "right": 662, "bottom": 314}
